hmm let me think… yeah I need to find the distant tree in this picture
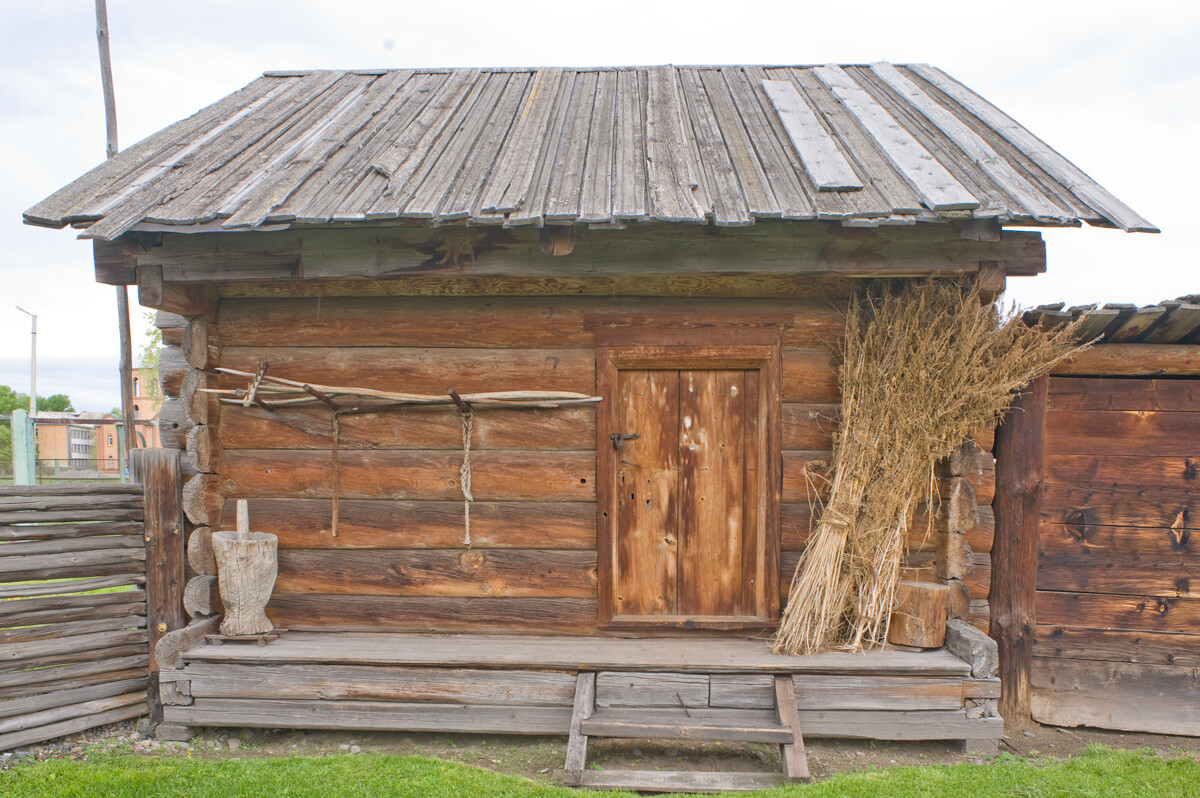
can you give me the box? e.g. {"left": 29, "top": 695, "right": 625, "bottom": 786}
{"left": 0, "top": 423, "right": 11, "bottom": 473}
{"left": 0, "top": 385, "right": 25, "bottom": 415}
{"left": 38, "top": 394, "right": 74, "bottom": 412}
{"left": 0, "top": 385, "right": 75, "bottom": 414}
{"left": 139, "top": 311, "right": 163, "bottom": 408}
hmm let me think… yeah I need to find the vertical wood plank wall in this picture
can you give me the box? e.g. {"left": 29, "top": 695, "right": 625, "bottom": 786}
{"left": 1030, "top": 376, "right": 1200, "bottom": 735}
{"left": 160, "top": 294, "right": 995, "bottom": 636}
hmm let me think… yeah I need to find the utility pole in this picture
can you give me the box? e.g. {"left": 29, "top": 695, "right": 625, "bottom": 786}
{"left": 15, "top": 306, "right": 36, "bottom": 416}
{"left": 95, "top": 0, "right": 136, "bottom": 479}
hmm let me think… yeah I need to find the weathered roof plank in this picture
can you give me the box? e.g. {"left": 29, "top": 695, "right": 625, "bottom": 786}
{"left": 22, "top": 64, "right": 1155, "bottom": 237}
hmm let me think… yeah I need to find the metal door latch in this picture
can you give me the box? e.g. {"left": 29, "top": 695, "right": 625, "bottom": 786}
{"left": 610, "top": 432, "right": 640, "bottom": 450}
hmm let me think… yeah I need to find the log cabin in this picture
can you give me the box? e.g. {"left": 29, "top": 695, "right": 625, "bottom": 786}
{"left": 24, "top": 63, "right": 1159, "bottom": 787}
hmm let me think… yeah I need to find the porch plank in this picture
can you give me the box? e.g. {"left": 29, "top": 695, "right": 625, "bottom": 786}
{"left": 581, "top": 713, "right": 793, "bottom": 743}
{"left": 165, "top": 698, "right": 572, "bottom": 734}
{"left": 578, "top": 769, "right": 784, "bottom": 792}
{"left": 182, "top": 663, "right": 576, "bottom": 705}
{"left": 182, "top": 632, "right": 971, "bottom": 675}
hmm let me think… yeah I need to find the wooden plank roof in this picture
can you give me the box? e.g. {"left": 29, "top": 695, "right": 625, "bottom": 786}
{"left": 1024, "top": 300, "right": 1200, "bottom": 345}
{"left": 24, "top": 64, "right": 1158, "bottom": 241}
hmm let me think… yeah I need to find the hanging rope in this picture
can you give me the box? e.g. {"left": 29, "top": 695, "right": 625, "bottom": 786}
{"left": 459, "top": 408, "right": 474, "bottom": 548}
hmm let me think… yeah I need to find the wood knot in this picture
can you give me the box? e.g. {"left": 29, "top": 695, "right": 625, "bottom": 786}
{"left": 1185, "top": 458, "right": 1198, "bottom": 481}
{"left": 460, "top": 550, "right": 485, "bottom": 570}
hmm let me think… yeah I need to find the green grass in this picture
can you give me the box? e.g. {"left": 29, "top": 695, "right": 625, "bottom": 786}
{"left": 1, "top": 746, "right": 1197, "bottom": 798}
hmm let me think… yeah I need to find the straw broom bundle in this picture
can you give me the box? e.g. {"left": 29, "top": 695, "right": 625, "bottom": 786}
{"left": 773, "top": 279, "right": 1082, "bottom": 655}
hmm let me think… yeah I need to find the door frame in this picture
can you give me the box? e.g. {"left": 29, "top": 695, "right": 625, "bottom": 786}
{"left": 594, "top": 325, "right": 782, "bottom": 630}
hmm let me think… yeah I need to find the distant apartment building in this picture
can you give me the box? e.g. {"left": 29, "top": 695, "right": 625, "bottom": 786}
{"left": 32, "top": 367, "right": 162, "bottom": 476}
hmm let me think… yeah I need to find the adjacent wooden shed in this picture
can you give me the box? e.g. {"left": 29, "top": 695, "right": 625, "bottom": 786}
{"left": 24, "top": 63, "right": 1159, "bottom": 785}
{"left": 996, "top": 304, "right": 1200, "bottom": 736}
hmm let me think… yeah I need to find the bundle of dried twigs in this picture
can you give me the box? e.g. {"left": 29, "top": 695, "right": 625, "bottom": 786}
{"left": 773, "top": 279, "right": 1083, "bottom": 656}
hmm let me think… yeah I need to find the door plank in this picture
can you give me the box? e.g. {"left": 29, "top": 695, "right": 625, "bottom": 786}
{"left": 614, "top": 370, "right": 679, "bottom": 617}
{"left": 678, "top": 370, "right": 747, "bottom": 616}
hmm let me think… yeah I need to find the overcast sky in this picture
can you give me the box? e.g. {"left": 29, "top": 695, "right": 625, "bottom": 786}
{"left": 1, "top": 1, "right": 1195, "bottom": 411}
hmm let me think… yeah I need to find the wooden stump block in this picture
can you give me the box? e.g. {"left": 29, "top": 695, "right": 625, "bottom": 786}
{"left": 887, "top": 580, "right": 948, "bottom": 648}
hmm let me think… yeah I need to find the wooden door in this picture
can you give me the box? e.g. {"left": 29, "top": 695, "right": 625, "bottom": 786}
{"left": 597, "top": 342, "right": 780, "bottom": 629}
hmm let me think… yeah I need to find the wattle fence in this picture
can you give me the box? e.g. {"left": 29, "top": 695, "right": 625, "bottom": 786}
{"left": 0, "top": 482, "right": 150, "bottom": 750}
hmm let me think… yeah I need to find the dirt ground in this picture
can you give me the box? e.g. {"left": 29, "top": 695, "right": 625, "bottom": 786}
{"left": 5, "top": 719, "right": 1200, "bottom": 783}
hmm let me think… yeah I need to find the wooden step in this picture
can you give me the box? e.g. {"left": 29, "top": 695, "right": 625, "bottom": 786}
{"left": 577, "top": 769, "right": 786, "bottom": 793}
{"left": 580, "top": 713, "right": 793, "bottom": 743}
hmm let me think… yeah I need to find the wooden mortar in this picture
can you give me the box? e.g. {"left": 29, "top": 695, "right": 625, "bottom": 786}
{"left": 212, "top": 500, "right": 278, "bottom": 637}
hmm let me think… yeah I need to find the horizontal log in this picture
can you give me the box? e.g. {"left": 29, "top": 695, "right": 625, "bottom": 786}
{"left": 0, "top": 548, "right": 145, "bottom": 582}
{"left": 1048, "top": 376, "right": 1200, "bottom": 412}
{"left": 267, "top": 595, "right": 600, "bottom": 634}
{"left": 187, "top": 425, "right": 221, "bottom": 473}
{"left": 0, "top": 698, "right": 148, "bottom": 753}
{"left": 0, "top": 589, "right": 146, "bottom": 621}
{"left": 939, "top": 461, "right": 994, "bottom": 506}
{"left": 966, "top": 506, "right": 995, "bottom": 556}
{"left": 167, "top": 697, "right": 571, "bottom": 735}
{"left": 580, "top": 714, "right": 792, "bottom": 743}
{"left": 0, "top": 508, "right": 143, "bottom": 526}
{"left": 1033, "top": 626, "right": 1200, "bottom": 667}
{"left": 0, "top": 574, "right": 144, "bottom": 600}
{"left": 0, "top": 483, "right": 142, "bottom": 497}
{"left": 156, "top": 221, "right": 1041, "bottom": 280}
{"left": 218, "top": 273, "right": 859, "bottom": 300}
{"left": 780, "top": 503, "right": 948, "bottom": 552}
{"left": 1031, "top": 657, "right": 1200, "bottom": 735}
{"left": 1, "top": 629, "right": 149, "bottom": 667}
{"left": 0, "top": 494, "right": 142, "bottom": 513}
{"left": 781, "top": 351, "right": 839, "bottom": 402}
{"left": 159, "top": 398, "right": 193, "bottom": 450}
{"left": 157, "top": 310, "right": 187, "bottom": 345}
{"left": 1045, "top": 409, "right": 1200, "bottom": 456}
{"left": 595, "top": 671, "right": 709, "bottom": 708}
{"left": 182, "top": 662, "right": 576, "bottom": 706}
{"left": 1054, "top": 345, "right": 1200, "bottom": 377}
{"left": 183, "top": 473, "right": 222, "bottom": 527}
{"left": 1036, "top": 590, "right": 1200, "bottom": 634}
{"left": 0, "top": 615, "right": 146, "bottom": 645}
{"left": 1037, "top": 558, "right": 1198, "bottom": 598}
{"left": 184, "top": 316, "right": 221, "bottom": 370}
{"left": 0, "top": 665, "right": 147, "bottom": 701}
{"left": 0, "top": 678, "right": 147, "bottom": 721}
{"left": 222, "top": 449, "right": 596, "bottom": 502}
{"left": 187, "top": 527, "right": 216, "bottom": 575}
{"left": 0, "top": 521, "right": 143, "bottom": 543}
{"left": 184, "top": 575, "right": 222, "bottom": 617}
{"left": 219, "top": 346, "right": 595, "bottom": 395}
{"left": 1045, "top": 454, "right": 1200, "bottom": 492}
{"left": 218, "top": 404, "right": 595, "bottom": 451}
{"left": 219, "top": 498, "right": 595, "bottom": 550}
{"left": 1041, "top": 520, "right": 1200, "bottom": 560}
{"left": 781, "top": 451, "right": 833, "bottom": 503}
{"left": 1042, "top": 485, "right": 1199, "bottom": 529}
{"left": 0, "top": 534, "right": 143, "bottom": 558}
{"left": 0, "top": 690, "right": 145, "bottom": 737}
{"left": 708, "top": 674, "right": 964, "bottom": 711}
{"left": 781, "top": 403, "right": 838, "bottom": 450}
{"left": 0, "top": 654, "right": 148, "bottom": 693}
{"left": 160, "top": 345, "right": 189, "bottom": 397}
{"left": 218, "top": 296, "right": 845, "bottom": 349}
{"left": 0, "top": 643, "right": 149, "bottom": 676}
{"left": 275, "top": 549, "right": 597, "bottom": 598}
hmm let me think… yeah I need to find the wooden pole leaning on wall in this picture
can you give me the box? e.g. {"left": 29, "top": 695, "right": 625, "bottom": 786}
{"left": 990, "top": 374, "right": 1047, "bottom": 728}
{"left": 131, "top": 449, "right": 186, "bottom": 724}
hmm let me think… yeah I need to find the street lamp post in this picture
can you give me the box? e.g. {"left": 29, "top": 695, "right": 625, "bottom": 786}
{"left": 15, "top": 306, "right": 36, "bottom": 416}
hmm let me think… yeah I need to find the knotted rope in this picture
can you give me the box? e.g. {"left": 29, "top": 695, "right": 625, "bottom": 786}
{"left": 459, "top": 408, "right": 474, "bottom": 548}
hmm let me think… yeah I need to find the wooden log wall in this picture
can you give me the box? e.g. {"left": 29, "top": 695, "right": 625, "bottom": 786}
{"left": 1029, "top": 376, "right": 1200, "bottom": 735}
{"left": 164, "top": 295, "right": 852, "bottom": 634}
{"left": 0, "top": 484, "right": 150, "bottom": 750}
{"left": 155, "top": 293, "right": 1002, "bottom": 636}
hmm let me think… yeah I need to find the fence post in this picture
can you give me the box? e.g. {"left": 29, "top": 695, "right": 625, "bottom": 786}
{"left": 11, "top": 409, "right": 36, "bottom": 485}
{"left": 131, "top": 448, "right": 186, "bottom": 723}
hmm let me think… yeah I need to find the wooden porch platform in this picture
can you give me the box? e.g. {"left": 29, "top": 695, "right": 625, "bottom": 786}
{"left": 180, "top": 631, "right": 973, "bottom": 674}
{"left": 159, "top": 632, "right": 1002, "bottom": 756}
